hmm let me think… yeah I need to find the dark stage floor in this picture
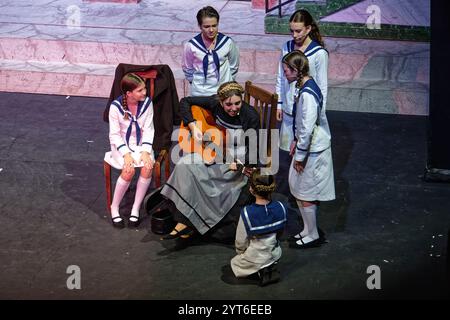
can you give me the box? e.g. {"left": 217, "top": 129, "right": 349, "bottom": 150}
{"left": 0, "top": 92, "right": 448, "bottom": 300}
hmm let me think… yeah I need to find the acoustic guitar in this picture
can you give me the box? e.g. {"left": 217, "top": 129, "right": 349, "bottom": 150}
{"left": 178, "top": 105, "right": 226, "bottom": 163}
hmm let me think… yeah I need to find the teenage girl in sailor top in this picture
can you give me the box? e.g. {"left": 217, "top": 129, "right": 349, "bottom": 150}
{"left": 107, "top": 73, "right": 155, "bottom": 228}
{"left": 182, "top": 6, "right": 240, "bottom": 97}
{"left": 276, "top": 9, "right": 328, "bottom": 152}
{"left": 282, "top": 50, "right": 335, "bottom": 248}
{"left": 231, "top": 169, "right": 287, "bottom": 285}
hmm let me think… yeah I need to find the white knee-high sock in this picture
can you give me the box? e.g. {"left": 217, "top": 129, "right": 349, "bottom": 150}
{"left": 111, "top": 176, "right": 131, "bottom": 218}
{"left": 130, "top": 176, "right": 151, "bottom": 220}
{"left": 295, "top": 200, "right": 308, "bottom": 237}
{"left": 301, "top": 204, "right": 319, "bottom": 242}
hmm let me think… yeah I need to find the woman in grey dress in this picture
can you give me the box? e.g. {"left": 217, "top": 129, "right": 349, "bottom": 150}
{"left": 160, "top": 81, "right": 260, "bottom": 239}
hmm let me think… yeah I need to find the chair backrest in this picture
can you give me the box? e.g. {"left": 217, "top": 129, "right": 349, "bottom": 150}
{"left": 243, "top": 81, "right": 278, "bottom": 157}
{"left": 135, "top": 69, "right": 157, "bottom": 99}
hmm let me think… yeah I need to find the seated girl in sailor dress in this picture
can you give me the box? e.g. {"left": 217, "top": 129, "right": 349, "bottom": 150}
{"left": 282, "top": 50, "right": 335, "bottom": 248}
{"left": 106, "top": 73, "right": 155, "bottom": 229}
{"left": 231, "top": 169, "right": 287, "bottom": 286}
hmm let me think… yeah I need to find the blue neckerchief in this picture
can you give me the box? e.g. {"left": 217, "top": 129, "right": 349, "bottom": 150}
{"left": 292, "top": 79, "right": 323, "bottom": 137}
{"left": 189, "top": 32, "right": 230, "bottom": 82}
{"left": 113, "top": 96, "right": 151, "bottom": 149}
{"left": 241, "top": 201, "right": 287, "bottom": 236}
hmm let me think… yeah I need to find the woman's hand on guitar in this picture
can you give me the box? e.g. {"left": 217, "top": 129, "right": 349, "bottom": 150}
{"left": 243, "top": 166, "right": 255, "bottom": 177}
{"left": 188, "top": 122, "right": 203, "bottom": 143}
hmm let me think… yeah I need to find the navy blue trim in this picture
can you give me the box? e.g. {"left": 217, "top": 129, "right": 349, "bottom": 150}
{"left": 304, "top": 40, "right": 328, "bottom": 57}
{"left": 142, "top": 142, "right": 153, "bottom": 146}
{"left": 117, "top": 144, "right": 126, "bottom": 150}
{"left": 164, "top": 182, "right": 211, "bottom": 229}
{"left": 111, "top": 100, "right": 124, "bottom": 116}
{"left": 137, "top": 97, "right": 151, "bottom": 118}
{"left": 287, "top": 40, "right": 295, "bottom": 53}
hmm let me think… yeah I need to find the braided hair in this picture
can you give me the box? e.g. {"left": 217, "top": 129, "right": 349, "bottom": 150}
{"left": 282, "top": 50, "right": 310, "bottom": 90}
{"left": 289, "top": 9, "right": 325, "bottom": 48}
{"left": 120, "top": 73, "right": 145, "bottom": 120}
{"left": 217, "top": 81, "right": 244, "bottom": 102}
{"left": 250, "top": 168, "right": 276, "bottom": 200}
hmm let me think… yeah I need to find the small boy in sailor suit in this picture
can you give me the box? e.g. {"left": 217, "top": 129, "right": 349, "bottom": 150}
{"left": 231, "top": 169, "right": 287, "bottom": 286}
{"left": 182, "top": 6, "right": 240, "bottom": 97}
{"left": 106, "top": 73, "right": 155, "bottom": 229}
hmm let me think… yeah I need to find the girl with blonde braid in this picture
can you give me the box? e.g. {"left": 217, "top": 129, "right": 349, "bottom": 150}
{"left": 160, "top": 81, "right": 260, "bottom": 240}
{"left": 282, "top": 50, "right": 335, "bottom": 248}
{"left": 107, "top": 73, "right": 155, "bottom": 228}
{"left": 231, "top": 169, "right": 287, "bottom": 286}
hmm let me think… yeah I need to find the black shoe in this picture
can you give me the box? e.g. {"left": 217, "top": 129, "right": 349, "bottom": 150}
{"left": 258, "top": 264, "right": 280, "bottom": 287}
{"left": 289, "top": 237, "right": 322, "bottom": 249}
{"left": 161, "top": 226, "right": 194, "bottom": 240}
{"left": 128, "top": 215, "right": 140, "bottom": 228}
{"left": 112, "top": 216, "right": 125, "bottom": 229}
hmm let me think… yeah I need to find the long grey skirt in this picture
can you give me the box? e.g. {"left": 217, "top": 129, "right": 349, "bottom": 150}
{"left": 160, "top": 154, "right": 248, "bottom": 235}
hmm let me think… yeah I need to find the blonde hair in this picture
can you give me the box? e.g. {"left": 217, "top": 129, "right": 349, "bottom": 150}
{"left": 250, "top": 169, "right": 276, "bottom": 200}
{"left": 217, "top": 81, "right": 244, "bottom": 102}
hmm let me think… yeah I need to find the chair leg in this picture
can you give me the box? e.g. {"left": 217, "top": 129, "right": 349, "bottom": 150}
{"left": 163, "top": 150, "right": 170, "bottom": 181}
{"left": 154, "top": 152, "right": 163, "bottom": 188}
{"left": 104, "top": 161, "right": 112, "bottom": 213}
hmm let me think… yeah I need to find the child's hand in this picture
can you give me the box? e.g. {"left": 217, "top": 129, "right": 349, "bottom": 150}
{"left": 123, "top": 153, "right": 136, "bottom": 174}
{"left": 276, "top": 109, "right": 283, "bottom": 121}
{"left": 289, "top": 140, "right": 297, "bottom": 156}
{"left": 140, "top": 151, "right": 154, "bottom": 170}
{"left": 293, "top": 160, "right": 305, "bottom": 173}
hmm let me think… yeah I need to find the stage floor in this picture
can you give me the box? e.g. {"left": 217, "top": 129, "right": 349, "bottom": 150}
{"left": 0, "top": 91, "right": 448, "bottom": 299}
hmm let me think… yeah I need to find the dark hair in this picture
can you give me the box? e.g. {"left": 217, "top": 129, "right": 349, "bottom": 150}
{"left": 197, "top": 6, "right": 220, "bottom": 25}
{"left": 289, "top": 9, "right": 325, "bottom": 47}
{"left": 120, "top": 73, "right": 145, "bottom": 120}
{"left": 250, "top": 169, "right": 276, "bottom": 200}
{"left": 282, "top": 50, "right": 310, "bottom": 89}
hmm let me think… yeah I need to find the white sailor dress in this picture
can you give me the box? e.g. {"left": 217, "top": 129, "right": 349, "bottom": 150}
{"left": 106, "top": 96, "right": 155, "bottom": 169}
{"left": 231, "top": 201, "right": 287, "bottom": 277}
{"left": 276, "top": 40, "right": 329, "bottom": 151}
{"left": 182, "top": 32, "right": 240, "bottom": 96}
{"left": 288, "top": 79, "right": 335, "bottom": 202}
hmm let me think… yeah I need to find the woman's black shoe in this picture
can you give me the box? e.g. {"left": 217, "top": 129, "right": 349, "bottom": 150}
{"left": 112, "top": 216, "right": 125, "bottom": 229}
{"left": 161, "top": 227, "right": 193, "bottom": 240}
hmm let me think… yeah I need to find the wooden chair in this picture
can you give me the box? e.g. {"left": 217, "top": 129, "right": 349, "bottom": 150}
{"left": 243, "top": 80, "right": 278, "bottom": 159}
{"left": 103, "top": 70, "right": 170, "bottom": 213}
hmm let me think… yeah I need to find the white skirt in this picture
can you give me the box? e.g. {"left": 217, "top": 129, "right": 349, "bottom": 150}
{"left": 279, "top": 112, "right": 294, "bottom": 152}
{"left": 288, "top": 147, "right": 335, "bottom": 202}
{"left": 104, "top": 145, "right": 154, "bottom": 170}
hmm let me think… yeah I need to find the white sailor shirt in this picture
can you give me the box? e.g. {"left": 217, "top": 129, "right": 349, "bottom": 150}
{"left": 108, "top": 96, "right": 155, "bottom": 156}
{"left": 182, "top": 32, "right": 240, "bottom": 96}
{"left": 293, "top": 79, "right": 331, "bottom": 162}
{"left": 276, "top": 40, "right": 329, "bottom": 115}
